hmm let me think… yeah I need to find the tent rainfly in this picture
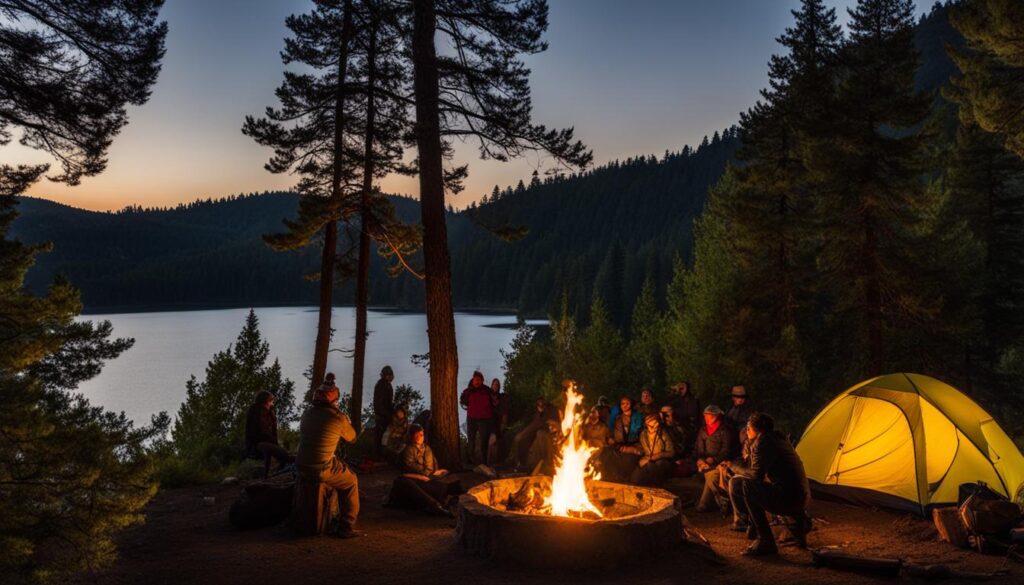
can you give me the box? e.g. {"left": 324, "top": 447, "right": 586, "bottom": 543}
{"left": 796, "top": 373, "right": 1024, "bottom": 515}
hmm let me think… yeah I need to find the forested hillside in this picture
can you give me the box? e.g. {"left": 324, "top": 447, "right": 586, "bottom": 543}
{"left": 13, "top": 4, "right": 960, "bottom": 320}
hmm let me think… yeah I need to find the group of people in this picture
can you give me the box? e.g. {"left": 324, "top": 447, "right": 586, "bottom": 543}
{"left": 511, "top": 382, "right": 812, "bottom": 555}
{"left": 244, "top": 370, "right": 811, "bottom": 555}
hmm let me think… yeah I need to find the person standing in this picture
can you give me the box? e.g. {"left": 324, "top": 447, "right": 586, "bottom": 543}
{"left": 727, "top": 413, "right": 812, "bottom": 556}
{"left": 373, "top": 365, "right": 395, "bottom": 457}
{"left": 295, "top": 384, "right": 362, "bottom": 538}
{"left": 489, "top": 378, "right": 510, "bottom": 464}
{"left": 244, "top": 390, "right": 293, "bottom": 477}
{"left": 460, "top": 371, "right": 495, "bottom": 465}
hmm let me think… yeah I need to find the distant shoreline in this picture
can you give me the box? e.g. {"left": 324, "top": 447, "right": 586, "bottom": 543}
{"left": 80, "top": 302, "right": 542, "bottom": 318}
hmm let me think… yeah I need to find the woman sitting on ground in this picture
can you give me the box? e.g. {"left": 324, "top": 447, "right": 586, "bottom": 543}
{"left": 386, "top": 424, "right": 463, "bottom": 516}
{"left": 628, "top": 413, "right": 676, "bottom": 486}
{"left": 382, "top": 404, "right": 410, "bottom": 462}
{"left": 244, "top": 390, "right": 293, "bottom": 477}
{"left": 601, "top": 395, "right": 644, "bottom": 482}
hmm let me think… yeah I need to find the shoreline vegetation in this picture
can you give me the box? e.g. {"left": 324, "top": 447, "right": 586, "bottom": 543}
{"left": 79, "top": 303, "right": 534, "bottom": 317}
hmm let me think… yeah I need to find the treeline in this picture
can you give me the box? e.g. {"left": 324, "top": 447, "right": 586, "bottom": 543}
{"left": 505, "top": 0, "right": 1024, "bottom": 440}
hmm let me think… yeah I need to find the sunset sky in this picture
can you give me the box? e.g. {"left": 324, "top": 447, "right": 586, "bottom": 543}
{"left": 17, "top": 0, "right": 929, "bottom": 212}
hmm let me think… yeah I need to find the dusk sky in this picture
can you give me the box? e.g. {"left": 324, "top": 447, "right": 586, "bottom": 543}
{"left": 19, "top": 0, "right": 930, "bottom": 212}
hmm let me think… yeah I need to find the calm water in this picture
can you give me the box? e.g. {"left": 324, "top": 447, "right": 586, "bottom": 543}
{"left": 76, "top": 307, "right": 541, "bottom": 425}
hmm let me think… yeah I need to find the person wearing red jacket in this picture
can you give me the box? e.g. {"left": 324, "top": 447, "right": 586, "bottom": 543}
{"left": 460, "top": 370, "right": 496, "bottom": 465}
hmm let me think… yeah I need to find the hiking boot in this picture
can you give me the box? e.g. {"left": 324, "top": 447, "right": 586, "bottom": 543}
{"left": 787, "top": 514, "right": 812, "bottom": 549}
{"left": 335, "top": 528, "right": 366, "bottom": 539}
{"left": 742, "top": 539, "right": 778, "bottom": 556}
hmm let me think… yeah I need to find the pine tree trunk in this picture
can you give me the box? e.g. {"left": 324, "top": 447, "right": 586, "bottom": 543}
{"left": 350, "top": 17, "right": 378, "bottom": 434}
{"left": 864, "top": 215, "right": 884, "bottom": 377}
{"left": 311, "top": 0, "right": 354, "bottom": 395}
{"left": 412, "top": 0, "right": 461, "bottom": 468}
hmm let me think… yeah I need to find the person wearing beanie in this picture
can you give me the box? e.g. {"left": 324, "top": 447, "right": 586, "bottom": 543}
{"left": 693, "top": 404, "right": 736, "bottom": 512}
{"left": 373, "top": 365, "right": 395, "bottom": 457}
{"left": 296, "top": 384, "right": 361, "bottom": 538}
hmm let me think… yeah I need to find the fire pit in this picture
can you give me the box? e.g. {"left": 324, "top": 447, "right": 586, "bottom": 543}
{"left": 456, "top": 476, "right": 682, "bottom": 568}
{"left": 455, "top": 382, "right": 682, "bottom": 568}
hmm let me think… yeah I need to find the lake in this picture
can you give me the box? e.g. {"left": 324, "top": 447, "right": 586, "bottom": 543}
{"left": 76, "top": 307, "right": 542, "bottom": 425}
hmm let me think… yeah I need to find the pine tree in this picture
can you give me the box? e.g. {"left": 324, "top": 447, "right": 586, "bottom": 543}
{"left": 573, "top": 295, "right": 625, "bottom": 400}
{"left": 947, "top": 0, "right": 1024, "bottom": 158}
{"left": 347, "top": 0, "right": 420, "bottom": 433}
{"left": 625, "top": 277, "right": 666, "bottom": 391}
{"left": 806, "top": 0, "right": 938, "bottom": 378}
{"left": 244, "top": 0, "right": 358, "bottom": 396}
{"left": 407, "top": 0, "right": 590, "bottom": 466}
{"left": 0, "top": 2, "right": 166, "bottom": 581}
{"left": 171, "top": 310, "right": 296, "bottom": 469}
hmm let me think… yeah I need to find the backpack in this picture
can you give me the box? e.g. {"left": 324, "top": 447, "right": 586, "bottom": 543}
{"left": 957, "top": 482, "right": 1022, "bottom": 553}
{"left": 229, "top": 481, "right": 295, "bottom": 530}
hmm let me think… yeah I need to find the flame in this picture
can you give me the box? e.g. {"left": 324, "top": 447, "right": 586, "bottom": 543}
{"left": 544, "top": 382, "right": 603, "bottom": 518}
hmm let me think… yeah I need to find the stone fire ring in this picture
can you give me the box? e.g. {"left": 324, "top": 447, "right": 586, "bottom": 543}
{"left": 456, "top": 476, "right": 683, "bottom": 568}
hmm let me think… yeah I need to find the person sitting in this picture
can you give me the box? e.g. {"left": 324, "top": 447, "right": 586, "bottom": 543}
{"left": 244, "top": 390, "right": 294, "bottom": 478}
{"left": 638, "top": 388, "right": 658, "bottom": 415}
{"left": 595, "top": 396, "right": 612, "bottom": 425}
{"left": 727, "top": 385, "right": 755, "bottom": 453}
{"left": 514, "top": 398, "right": 558, "bottom": 472}
{"left": 628, "top": 413, "right": 675, "bottom": 486}
{"left": 693, "top": 405, "right": 735, "bottom": 512}
{"left": 582, "top": 406, "right": 610, "bottom": 450}
{"left": 386, "top": 424, "right": 463, "bottom": 517}
{"left": 659, "top": 407, "right": 692, "bottom": 463}
{"left": 295, "top": 384, "right": 362, "bottom": 538}
{"left": 726, "top": 413, "right": 812, "bottom": 556}
{"left": 526, "top": 418, "right": 563, "bottom": 476}
{"left": 666, "top": 381, "right": 701, "bottom": 440}
{"left": 601, "top": 395, "right": 644, "bottom": 482}
{"left": 382, "top": 404, "right": 410, "bottom": 463}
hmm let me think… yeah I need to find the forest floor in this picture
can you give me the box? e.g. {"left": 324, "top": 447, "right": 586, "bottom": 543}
{"left": 70, "top": 468, "right": 1022, "bottom": 585}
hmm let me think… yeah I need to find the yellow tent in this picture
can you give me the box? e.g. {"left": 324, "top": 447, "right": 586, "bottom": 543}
{"left": 796, "top": 373, "right": 1024, "bottom": 514}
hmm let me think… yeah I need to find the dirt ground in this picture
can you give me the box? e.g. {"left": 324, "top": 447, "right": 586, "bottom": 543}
{"left": 70, "top": 469, "right": 1022, "bottom": 585}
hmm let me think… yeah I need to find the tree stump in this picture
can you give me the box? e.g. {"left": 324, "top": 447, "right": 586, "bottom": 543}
{"left": 289, "top": 475, "right": 338, "bottom": 536}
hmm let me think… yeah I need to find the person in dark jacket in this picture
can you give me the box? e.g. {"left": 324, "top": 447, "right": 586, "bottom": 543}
{"left": 526, "top": 418, "right": 563, "bottom": 475}
{"left": 489, "top": 378, "right": 510, "bottom": 463}
{"left": 727, "top": 385, "right": 755, "bottom": 454}
{"left": 694, "top": 404, "right": 736, "bottom": 511}
{"left": 460, "top": 371, "right": 496, "bottom": 465}
{"left": 666, "top": 381, "right": 701, "bottom": 439}
{"left": 245, "top": 390, "right": 293, "bottom": 477}
{"left": 373, "top": 366, "right": 395, "bottom": 456}
{"left": 638, "top": 388, "right": 658, "bottom": 415}
{"left": 385, "top": 424, "right": 463, "bottom": 516}
{"left": 514, "top": 398, "right": 559, "bottom": 471}
{"left": 727, "top": 413, "right": 812, "bottom": 556}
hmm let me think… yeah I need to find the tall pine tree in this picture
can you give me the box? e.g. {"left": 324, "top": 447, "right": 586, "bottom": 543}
{"left": 0, "top": 2, "right": 166, "bottom": 581}
{"left": 406, "top": 0, "right": 590, "bottom": 465}
{"left": 244, "top": 0, "right": 357, "bottom": 396}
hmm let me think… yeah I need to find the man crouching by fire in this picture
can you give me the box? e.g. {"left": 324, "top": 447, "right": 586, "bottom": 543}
{"left": 725, "top": 412, "right": 812, "bottom": 556}
{"left": 296, "top": 384, "right": 363, "bottom": 538}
